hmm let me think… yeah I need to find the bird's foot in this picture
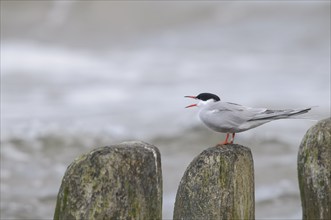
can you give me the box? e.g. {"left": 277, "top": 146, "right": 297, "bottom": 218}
{"left": 216, "top": 141, "right": 231, "bottom": 147}
{"left": 216, "top": 133, "right": 234, "bottom": 146}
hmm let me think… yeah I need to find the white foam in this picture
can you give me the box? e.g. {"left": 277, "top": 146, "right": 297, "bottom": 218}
{"left": 2, "top": 145, "right": 30, "bottom": 162}
{"left": 1, "top": 43, "right": 105, "bottom": 77}
{"left": 256, "top": 180, "right": 298, "bottom": 202}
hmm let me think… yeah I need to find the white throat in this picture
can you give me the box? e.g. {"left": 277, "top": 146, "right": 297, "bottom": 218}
{"left": 197, "top": 99, "right": 216, "bottom": 108}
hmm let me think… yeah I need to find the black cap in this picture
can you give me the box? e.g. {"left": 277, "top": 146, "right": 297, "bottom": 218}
{"left": 196, "top": 93, "right": 220, "bottom": 101}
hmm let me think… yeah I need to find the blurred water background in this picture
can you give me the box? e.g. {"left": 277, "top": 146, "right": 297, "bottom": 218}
{"left": 1, "top": 1, "right": 330, "bottom": 219}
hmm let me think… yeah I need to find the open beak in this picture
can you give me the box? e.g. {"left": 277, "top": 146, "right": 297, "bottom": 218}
{"left": 184, "top": 96, "right": 196, "bottom": 99}
{"left": 185, "top": 96, "right": 198, "bottom": 108}
{"left": 185, "top": 104, "right": 197, "bottom": 108}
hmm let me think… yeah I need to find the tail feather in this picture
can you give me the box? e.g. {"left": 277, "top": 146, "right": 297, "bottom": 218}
{"left": 288, "top": 108, "right": 312, "bottom": 117}
{"left": 249, "top": 107, "right": 313, "bottom": 121}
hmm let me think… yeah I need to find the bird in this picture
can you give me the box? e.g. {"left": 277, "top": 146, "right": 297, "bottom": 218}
{"left": 185, "top": 92, "right": 312, "bottom": 145}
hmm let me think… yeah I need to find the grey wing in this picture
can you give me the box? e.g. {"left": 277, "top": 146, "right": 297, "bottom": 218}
{"left": 204, "top": 102, "right": 312, "bottom": 133}
{"left": 203, "top": 102, "right": 266, "bottom": 132}
{"left": 211, "top": 102, "right": 266, "bottom": 116}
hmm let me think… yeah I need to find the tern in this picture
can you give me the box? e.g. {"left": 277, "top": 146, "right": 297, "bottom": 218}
{"left": 185, "top": 92, "right": 312, "bottom": 145}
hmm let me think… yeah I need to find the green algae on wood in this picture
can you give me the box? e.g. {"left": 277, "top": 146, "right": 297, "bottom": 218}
{"left": 298, "top": 118, "right": 331, "bottom": 220}
{"left": 54, "top": 141, "right": 162, "bottom": 220}
{"left": 173, "top": 144, "right": 255, "bottom": 220}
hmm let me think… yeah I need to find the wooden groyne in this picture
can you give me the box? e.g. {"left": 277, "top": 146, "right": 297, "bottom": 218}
{"left": 53, "top": 141, "right": 162, "bottom": 220}
{"left": 173, "top": 144, "right": 254, "bottom": 219}
{"left": 298, "top": 117, "right": 331, "bottom": 219}
{"left": 53, "top": 118, "right": 330, "bottom": 219}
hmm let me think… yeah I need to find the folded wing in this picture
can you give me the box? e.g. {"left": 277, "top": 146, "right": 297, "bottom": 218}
{"left": 248, "top": 108, "right": 312, "bottom": 121}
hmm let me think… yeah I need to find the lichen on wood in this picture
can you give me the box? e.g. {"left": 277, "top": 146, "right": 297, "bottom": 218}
{"left": 54, "top": 141, "right": 162, "bottom": 220}
{"left": 173, "top": 144, "right": 255, "bottom": 220}
{"left": 298, "top": 118, "right": 331, "bottom": 220}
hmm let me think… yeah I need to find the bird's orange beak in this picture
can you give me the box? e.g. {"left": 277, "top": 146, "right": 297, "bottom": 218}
{"left": 185, "top": 96, "right": 196, "bottom": 99}
{"left": 185, "top": 104, "right": 198, "bottom": 108}
{"left": 185, "top": 96, "right": 198, "bottom": 108}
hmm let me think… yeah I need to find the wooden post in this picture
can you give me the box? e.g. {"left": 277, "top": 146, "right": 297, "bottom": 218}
{"left": 173, "top": 144, "right": 255, "bottom": 219}
{"left": 298, "top": 118, "right": 331, "bottom": 219}
{"left": 53, "top": 141, "right": 162, "bottom": 220}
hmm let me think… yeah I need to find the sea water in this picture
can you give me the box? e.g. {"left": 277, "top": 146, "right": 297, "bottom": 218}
{"left": 1, "top": 1, "right": 330, "bottom": 219}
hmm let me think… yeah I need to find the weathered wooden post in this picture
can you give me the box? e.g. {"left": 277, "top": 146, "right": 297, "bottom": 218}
{"left": 54, "top": 141, "right": 162, "bottom": 220}
{"left": 298, "top": 118, "right": 331, "bottom": 220}
{"left": 173, "top": 144, "right": 254, "bottom": 219}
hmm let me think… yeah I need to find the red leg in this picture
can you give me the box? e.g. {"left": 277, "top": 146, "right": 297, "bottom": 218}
{"left": 218, "top": 133, "right": 230, "bottom": 146}
{"left": 230, "top": 133, "right": 236, "bottom": 144}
